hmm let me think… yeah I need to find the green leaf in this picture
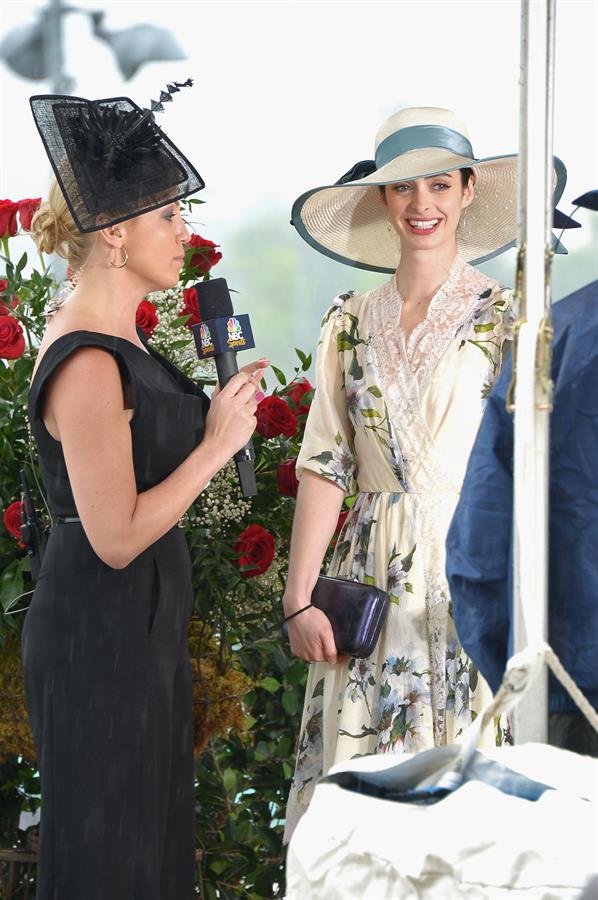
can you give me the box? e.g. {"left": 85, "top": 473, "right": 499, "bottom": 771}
{"left": 473, "top": 322, "right": 496, "bottom": 333}
{"left": 281, "top": 690, "right": 299, "bottom": 714}
{"left": 0, "top": 557, "right": 27, "bottom": 611}
{"left": 209, "top": 860, "right": 227, "bottom": 875}
{"left": 367, "top": 385, "right": 382, "bottom": 397}
{"left": 270, "top": 364, "right": 287, "bottom": 386}
{"left": 222, "top": 767, "right": 238, "bottom": 795}
{"left": 360, "top": 409, "right": 381, "bottom": 418}
{"left": 259, "top": 676, "right": 281, "bottom": 693}
{"left": 285, "top": 660, "right": 307, "bottom": 685}
{"left": 16, "top": 252, "right": 28, "bottom": 275}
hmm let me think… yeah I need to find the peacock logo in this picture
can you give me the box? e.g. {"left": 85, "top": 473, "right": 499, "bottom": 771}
{"left": 226, "top": 317, "right": 246, "bottom": 348}
{"left": 199, "top": 322, "right": 214, "bottom": 354}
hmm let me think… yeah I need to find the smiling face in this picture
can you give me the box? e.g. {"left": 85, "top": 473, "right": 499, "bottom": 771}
{"left": 118, "top": 201, "right": 191, "bottom": 292}
{"left": 381, "top": 170, "right": 474, "bottom": 257}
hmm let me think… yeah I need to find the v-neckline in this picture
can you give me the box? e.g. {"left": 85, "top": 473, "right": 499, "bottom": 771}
{"left": 393, "top": 255, "right": 465, "bottom": 355}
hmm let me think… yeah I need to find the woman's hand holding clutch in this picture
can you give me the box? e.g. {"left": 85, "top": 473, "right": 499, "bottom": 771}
{"left": 285, "top": 603, "right": 340, "bottom": 665}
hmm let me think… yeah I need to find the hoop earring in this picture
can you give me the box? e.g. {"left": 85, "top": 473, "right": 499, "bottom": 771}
{"left": 110, "top": 247, "right": 128, "bottom": 269}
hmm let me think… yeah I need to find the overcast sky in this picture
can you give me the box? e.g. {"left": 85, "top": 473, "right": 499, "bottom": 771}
{"left": 1, "top": 0, "right": 597, "bottom": 251}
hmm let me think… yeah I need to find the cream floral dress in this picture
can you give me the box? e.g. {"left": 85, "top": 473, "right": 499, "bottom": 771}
{"left": 284, "top": 255, "right": 514, "bottom": 840}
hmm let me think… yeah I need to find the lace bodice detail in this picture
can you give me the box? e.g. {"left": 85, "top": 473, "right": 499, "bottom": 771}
{"left": 365, "top": 256, "right": 506, "bottom": 493}
{"left": 374, "top": 255, "right": 498, "bottom": 388}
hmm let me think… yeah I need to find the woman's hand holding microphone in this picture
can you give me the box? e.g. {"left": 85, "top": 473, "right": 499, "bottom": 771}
{"left": 203, "top": 358, "right": 269, "bottom": 462}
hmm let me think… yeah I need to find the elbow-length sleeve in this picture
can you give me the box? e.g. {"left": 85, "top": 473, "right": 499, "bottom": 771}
{"left": 296, "top": 304, "right": 357, "bottom": 494}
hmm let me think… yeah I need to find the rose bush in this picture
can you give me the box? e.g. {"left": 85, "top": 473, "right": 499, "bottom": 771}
{"left": 0, "top": 279, "right": 19, "bottom": 309}
{"left": 283, "top": 377, "right": 314, "bottom": 416}
{"left": 0, "top": 315, "right": 25, "bottom": 360}
{"left": 179, "top": 286, "right": 202, "bottom": 328}
{"left": 0, "top": 200, "right": 19, "bottom": 238}
{"left": 256, "top": 394, "right": 297, "bottom": 439}
{"left": 3, "top": 500, "right": 24, "bottom": 548}
{"left": 17, "top": 199, "right": 41, "bottom": 232}
{"left": 185, "top": 233, "right": 222, "bottom": 276}
{"left": 276, "top": 458, "right": 299, "bottom": 497}
{"left": 135, "top": 299, "right": 159, "bottom": 338}
{"left": 233, "top": 524, "right": 276, "bottom": 578}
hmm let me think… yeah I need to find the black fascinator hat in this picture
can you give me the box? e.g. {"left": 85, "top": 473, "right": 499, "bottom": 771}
{"left": 30, "top": 79, "right": 204, "bottom": 233}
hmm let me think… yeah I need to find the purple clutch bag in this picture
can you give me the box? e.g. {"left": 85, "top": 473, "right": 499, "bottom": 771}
{"left": 284, "top": 575, "right": 390, "bottom": 658}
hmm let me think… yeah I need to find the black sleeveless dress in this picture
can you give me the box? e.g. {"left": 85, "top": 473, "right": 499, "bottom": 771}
{"left": 22, "top": 328, "right": 210, "bottom": 900}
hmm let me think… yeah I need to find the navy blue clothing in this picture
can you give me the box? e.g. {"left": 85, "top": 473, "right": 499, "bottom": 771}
{"left": 446, "top": 280, "right": 598, "bottom": 714}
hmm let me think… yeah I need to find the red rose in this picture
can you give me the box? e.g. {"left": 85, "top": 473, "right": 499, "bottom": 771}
{"left": 284, "top": 378, "right": 314, "bottom": 416}
{"left": 233, "top": 524, "right": 275, "bottom": 578}
{"left": 277, "top": 458, "right": 299, "bottom": 497}
{"left": 0, "top": 280, "right": 18, "bottom": 309}
{"left": 17, "top": 198, "right": 41, "bottom": 231}
{"left": 186, "top": 234, "right": 222, "bottom": 275}
{"left": 255, "top": 395, "right": 298, "bottom": 439}
{"left": 179, "top": 286, "right": 201, "bottom": 329}
{"left": 0, "top": 200, "right": 19, "bottom": 238}
{"left": 3, "top": 500, "right": 25, "bottom": 548}
{"left": 135, "top": 299, "right": 159, "bottom": 338}
{"left": 0, "top": 315, "right": 25, "bottom": 359}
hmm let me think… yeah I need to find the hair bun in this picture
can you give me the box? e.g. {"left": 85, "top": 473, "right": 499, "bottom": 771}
{"left": 30, "top": 203, "right": 61, "bottom": 256}
{"left": 30, "top": 178, "right": 91, "bottom": 269}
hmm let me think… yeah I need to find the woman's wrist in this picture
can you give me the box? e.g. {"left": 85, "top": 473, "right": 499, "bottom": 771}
{"left": 192, "top": 435, "right": 229, "bottom": 482}
{"left": 282, "top": 582, "right": 317, "bottom": 616}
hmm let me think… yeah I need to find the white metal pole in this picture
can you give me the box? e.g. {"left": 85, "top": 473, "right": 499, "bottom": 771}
{"left": 511, "top": 0, "right": 557, "bottom": 743}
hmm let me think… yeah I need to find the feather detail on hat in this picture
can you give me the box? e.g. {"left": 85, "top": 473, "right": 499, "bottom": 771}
{"left": 69, "top": 103, "right": 163, "bottom": 182}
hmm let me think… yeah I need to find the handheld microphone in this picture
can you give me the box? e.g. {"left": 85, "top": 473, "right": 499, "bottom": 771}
{"left": 191, "top": 278, "right": 258, "bottom": 497}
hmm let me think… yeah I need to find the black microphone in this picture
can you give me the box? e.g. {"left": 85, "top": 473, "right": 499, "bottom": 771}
{"left": 192, "top": 278, "right": 258, "bottom": 497}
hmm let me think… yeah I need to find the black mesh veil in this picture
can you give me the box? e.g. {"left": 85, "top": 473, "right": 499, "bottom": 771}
{"left": 30, "top": 93, "right": 204, "bottom": 233}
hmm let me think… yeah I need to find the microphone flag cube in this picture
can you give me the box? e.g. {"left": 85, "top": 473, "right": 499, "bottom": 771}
{"left": 192, "top": 314, "right": 255, "bottom": 360}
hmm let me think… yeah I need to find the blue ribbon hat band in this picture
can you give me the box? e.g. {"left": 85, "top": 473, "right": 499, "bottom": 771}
{"left": 374, "top": 124, "right": 475, "bottom": 169}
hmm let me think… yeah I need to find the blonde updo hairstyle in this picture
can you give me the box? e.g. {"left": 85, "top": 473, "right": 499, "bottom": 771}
{"left": 30, "top": 177, "right": 94, "bottom": 271}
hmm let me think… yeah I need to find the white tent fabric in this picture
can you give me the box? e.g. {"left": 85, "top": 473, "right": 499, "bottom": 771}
{"left": 286, "top": 743, "right": 597, "bottom": 899}
{"left": 285, "top": 647, "right": 598, "bottom": 899}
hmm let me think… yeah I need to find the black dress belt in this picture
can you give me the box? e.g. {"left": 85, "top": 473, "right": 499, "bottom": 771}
{"left": 54, "top": 516, "right": 82, "bottom": 524}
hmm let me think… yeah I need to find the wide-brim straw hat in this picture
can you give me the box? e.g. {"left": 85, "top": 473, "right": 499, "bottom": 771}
{"left": 291, "top": 107, "right": 567, "bottom": 272}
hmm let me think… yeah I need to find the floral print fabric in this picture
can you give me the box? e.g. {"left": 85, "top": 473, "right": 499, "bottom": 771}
{"left": 284, "top": 256, "right": 514, "bottom": 841}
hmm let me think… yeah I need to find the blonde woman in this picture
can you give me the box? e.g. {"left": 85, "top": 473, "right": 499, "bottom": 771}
{"left": 24, "top": 89, "right": 266, "bottom": 899}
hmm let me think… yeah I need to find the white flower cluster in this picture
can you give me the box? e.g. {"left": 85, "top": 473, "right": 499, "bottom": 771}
{"left": 254, "top": 554, "right": 284, "bottom": 594}
{"left": 198, "top": 460, "right": 252, "bottom": 533}
{"left": 147, "top": 284, "right": 217, "bottom": 383}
